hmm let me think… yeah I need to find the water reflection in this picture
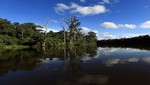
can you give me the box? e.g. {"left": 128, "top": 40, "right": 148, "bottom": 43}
{"left": 0, "top": 46, "right": 97, "bottom": 76}
{"left": 143, "top": 57, "right": 150, "bottom": 64}
{"left": 100, "top": 47, "right": 150, "bottom": 66}
{"left": 56, "top": 75, "right": 109, "bottom": 85}
{"left": 78, "top": 75, "right": 108, "bottom": 85}
{"left": 104, "top": 57, "right": 139, "bottom": 67}
{"left": 1, "top": 47, "right": 150, "bottom": 85}
{"left": 0, "top": 49, "right": 42, "bottom": 76}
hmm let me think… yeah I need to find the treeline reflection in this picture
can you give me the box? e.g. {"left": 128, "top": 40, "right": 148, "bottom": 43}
{"left": 0, "top": 45, "right": 97, "bottom": 76}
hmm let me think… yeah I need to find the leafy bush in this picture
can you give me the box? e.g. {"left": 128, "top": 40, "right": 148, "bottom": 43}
{"left": 0, "top": 35, "right": 19, "bottom": 45}
{"left": 0, "top": 43, "right": 5, "bottom": 49}
{"left": 45, "top": 37, "right": 63, "bottom": 47}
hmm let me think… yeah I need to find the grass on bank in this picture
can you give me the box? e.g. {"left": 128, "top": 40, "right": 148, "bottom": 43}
{"left": 0, "top": 43, "right": 29, "bottom": 50}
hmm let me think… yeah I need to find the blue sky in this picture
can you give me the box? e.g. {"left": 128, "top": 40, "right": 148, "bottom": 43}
{"left": 1, "top": 0, "right": 150, "bottom": 40}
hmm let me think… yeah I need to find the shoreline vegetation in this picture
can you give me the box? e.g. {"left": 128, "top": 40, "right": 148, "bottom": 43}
{"left": 97, "top": 35, "right": 150, "bottom": 50}
{"left": 0, "top": 16, "right": 97, "bottom": 50}
{"left": 0, "top": 44, "right": 30, "bottom": 50}
{"left": 0, "top": 44, "right": 97, "bottom": 76}
{"left": 1, "top": 16, "right": 149, "bottom": 50}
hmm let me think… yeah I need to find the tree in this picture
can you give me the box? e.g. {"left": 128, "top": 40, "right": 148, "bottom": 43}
{"left": 20, "top": 23, "right": 42, "bottom": 45}
{"left": 0, "top": 17, "right": 97, "bottom": 47}
{"left": 64, "top": 16, "right": 81, "bottom": 45}
{"left": 87, "top": 31, "right": 97, "bottom": 42}
{"left": 42, "top": 20, "right": 50, "bottom": 48}
{"left": 0, "top": 18, "right": 16, "bottom": 37}
{"left": 61, "top": 21, "right": 66, "bottom": 45}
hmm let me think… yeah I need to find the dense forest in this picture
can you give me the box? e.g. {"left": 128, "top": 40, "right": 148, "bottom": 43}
{"left": 97, "top": 35, "right": 150, "bottom": 49}
{"left": 0, "top": 17, "right": 97, "bottom": 49}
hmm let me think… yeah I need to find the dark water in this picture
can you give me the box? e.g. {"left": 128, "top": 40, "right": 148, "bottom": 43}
{"left": 1, "top": 47, "right": 150, "bottom": 85}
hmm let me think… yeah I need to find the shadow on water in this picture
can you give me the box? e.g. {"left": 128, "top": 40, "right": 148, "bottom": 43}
{"left": 1, "top": 46, "right": 150, "bottom": 85}
{"left": 0, "top": 49, "right": 42, "bottom": 76}
{"left": 0, "top": 45, "right": 97, "bottom": 76}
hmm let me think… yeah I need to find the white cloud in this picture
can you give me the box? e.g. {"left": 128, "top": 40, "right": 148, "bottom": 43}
{"left": 67, "top": 3, "right": 80, "bottom": 8}
{"left": 36, "top": 27, "right": 59, "bottom": 33}
{"left": 98, "top": 32, "right": 150, "bottom": 40}
{"left": 99, "top": 0, "right": 119, "bottom": 4}
{"left": 140, "top": 21, "right": 150, "bottom": 28}
{"left": 81, "top": 27, "right": 120, "bottom": 40}
{"left": 101, "top": 22, "right": 118, "bottom": 29}
{"left": 80, "top": 0, "right": 86, "bottom": 3}
{"left": 101, "top": 22, "right": 136, "bottom": 29}
{"left": 98, "top": 32, "right": 117, "bottom": 40}
{"left": 80, "top": 27, "right": 102, "bottom": 40}
{"left": 48, "top": 28, "right": 59, "bottom": 32}
{"left": 81, "top": 27, "right": 118, "bottom": 40}
{"left": 118, "top": 24, "right": 136, "bottom": 29}
{"left": 121, "top": 33, "right": 148, "bottom": 38}
{"left": 39, "top": 28, "right": 58, "bottom": 33}
{"left": 80, "top": 27, "right": 117, "bottom": 40}
{"left": 71, "top": 5, "right": 107, "bottom": 16}
{"left": 51, "top": 20, "right": 58, "bottom": 23}
{"left": 81, "top": 26, "right": 150, "bottom": 40}
{"left": 99, "top": 0, "right": 110, "bottom": 4}
{"left": 81, "top": 27, "right": 99, "bottom": 34}
{"left": 54, "top": 3, "right": 70, "bottom": 13}
{"left": 110, "top": 33, "right": 148, "bottom": 39}
{"left": 103, "top": 0, "right": 110, "bottom": 4}
{"left": 55, "top": 3, "right": 107, "bottom": 16}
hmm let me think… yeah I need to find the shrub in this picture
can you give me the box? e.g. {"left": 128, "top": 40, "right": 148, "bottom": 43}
{"left": 0, "top": 35, "right": 19, "bottom": 45}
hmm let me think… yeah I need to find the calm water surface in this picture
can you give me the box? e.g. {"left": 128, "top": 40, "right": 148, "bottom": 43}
{"left": 0, "top": 47, "right": 150, "bottom": 85}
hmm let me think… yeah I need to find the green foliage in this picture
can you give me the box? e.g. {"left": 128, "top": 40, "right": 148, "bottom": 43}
{"left": 0, "top": 35, "right": 19, "bottom": 45}
{"left": 0, "top": 43, "right": 5, "bottom": 49}
{"left": 0, "top": 17, "right": 97, "bottom": 47}
{"left": 85, "top": 31, "right": 97, "bottom": 43}
{"left": 45, "top": 37, "right": 63, "bottom": 47}
{"left": 0, "top": 18, "right": 16, "bottom": 37}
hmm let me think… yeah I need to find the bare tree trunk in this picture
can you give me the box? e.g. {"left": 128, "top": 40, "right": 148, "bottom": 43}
{"left": 42, "top": 42, "right": 46, "bottom": 47}
{"left": 61, "top": 21, "right": 66, "bottom": 45}
{"left": 43, "top": 20, "right": 50, "bottom": 48}
{"left": 21, "top": 30, "right": 24, "bottom": 41}
{"left": 64, "top": 28, "right": 66, "bottom": 45}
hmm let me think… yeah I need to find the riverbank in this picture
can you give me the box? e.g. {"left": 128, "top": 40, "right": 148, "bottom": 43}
{"left": 0, "top": 44, "right": 30, "bottom": 50}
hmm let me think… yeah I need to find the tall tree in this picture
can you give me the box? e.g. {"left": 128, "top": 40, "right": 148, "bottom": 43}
{"left": 43, "top": 19, "right": 50, "bottom": 47}
{"left": 61, "top": 21, "right": 67, "bottom": 45}
{"left": 65, "top": 16, "right": 81, "bottom": 44}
